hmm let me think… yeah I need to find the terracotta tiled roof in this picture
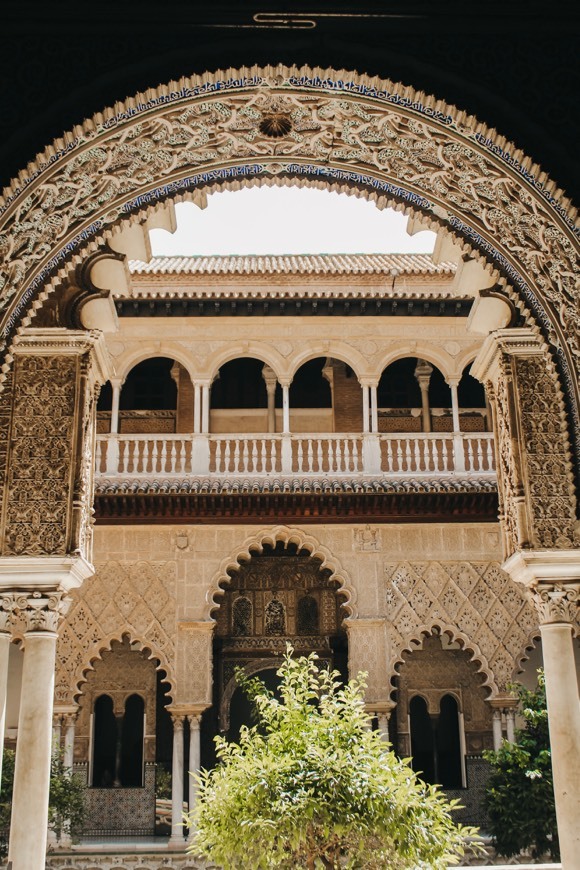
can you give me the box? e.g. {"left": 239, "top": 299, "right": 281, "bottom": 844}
{"left": 129, "top": 253, "right": 455, "bottom": 276}
{"left": 95, "top": 476, "right": 496, "bottom": 496}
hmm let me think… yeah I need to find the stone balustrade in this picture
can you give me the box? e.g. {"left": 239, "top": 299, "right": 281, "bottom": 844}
{"left": 95, "top": 432, "right": 496, "bottom": 479}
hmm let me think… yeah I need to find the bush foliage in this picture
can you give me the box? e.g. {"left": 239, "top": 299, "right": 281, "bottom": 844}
{"left": 189, "top": 649, "right": 478, "bottom": 869}
{"left": 484, "top": 670, "right": 558, "bottom": 861}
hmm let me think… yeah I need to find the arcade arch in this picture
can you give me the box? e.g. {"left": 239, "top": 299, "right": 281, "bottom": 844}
{"left": 0, "top": 65, "right": 578, "bottom": 868}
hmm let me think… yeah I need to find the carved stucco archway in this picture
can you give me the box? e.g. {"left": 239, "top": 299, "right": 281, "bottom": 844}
{"left": 207, "top": 523, "right": 356, "bottom": 621}
{"left": 0, "top": 65, "right": 577, "bottom": 479}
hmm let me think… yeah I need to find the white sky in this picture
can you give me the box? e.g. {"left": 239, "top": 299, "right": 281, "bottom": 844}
{"left": 150, "top": 187, "right": 436, "bottom": 256}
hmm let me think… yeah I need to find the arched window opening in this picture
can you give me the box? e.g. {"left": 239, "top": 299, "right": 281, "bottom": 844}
{"left": 297, "top": 595, "right": 319, "bottom": 634}
{"left": 437, "top": 694, "right": 462, "bottom": 788}
{"left": 290, "top": 358, "right": 332, "bottom": 409}
{"left": 211, "top": 358, "right": 269, "bottom": 409}
{"left": 120, "top": 357, "right": 177, "bottom": 412}
{"left": 378, "top": 358, "right": 422, "bottom": 411}
{"left": 120, "top": 694, "right": 145, "bottom": 788}
{"left": 457, "top": 364, "right": 489, "bottom": 431}
{"left": 232, "top": 596, "right": 253, "bottom": 636}
{"left": 428, "top": 367, "right": 452, "bottom": 409}
{"left": 265, "top": 599, "right": 286, "bottom": 635}
{"left": 92, "top": 694, "right": 117, "bottom": 788}
{"left": 97, "top": 381, "right": 113, "bottom": 412}
{"left": 409, "top": 695, "right": 435, "bottom": 783}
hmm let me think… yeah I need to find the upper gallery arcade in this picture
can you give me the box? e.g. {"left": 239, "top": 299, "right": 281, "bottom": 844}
{"left": 0, "top": 66, "right": 578, "bottom": 870}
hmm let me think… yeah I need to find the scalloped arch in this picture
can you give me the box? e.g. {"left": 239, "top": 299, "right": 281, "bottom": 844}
{"left": 390, "top": 620, "right": 499, "bottom": 698}
{"left": 205, "top": 523, "right": 357, "bottom": 620}
{"left": 0, "top": 63, "right": 577, "bottom": 464}
{"left": 72, "top": 630, "right": 175, "bottom": 706}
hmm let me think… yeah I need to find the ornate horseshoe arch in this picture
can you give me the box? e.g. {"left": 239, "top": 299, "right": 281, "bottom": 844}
{"left": 0, "top": 64, "right": 578, "bottom": 471}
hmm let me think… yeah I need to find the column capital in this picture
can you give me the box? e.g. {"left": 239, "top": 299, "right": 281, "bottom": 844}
{"left": 1, "top": 590, "right": 71, "bottom": 633}
{"left": 168, "top": 709, "right": 186, "bottom": 729}
{"left": 109, "top": 375, "right": 125, "bottom": 389}
{"left": 532, "top": 584, "right": 579, "bottom": 625}
{"left": 503, "top": 549, "right": 580, "bottom": 624}
{"left": 278, "top": 378, "right": 293, "bottom": 388}
{"left": 359, "top": 378, "right": 378, "bottom": 389}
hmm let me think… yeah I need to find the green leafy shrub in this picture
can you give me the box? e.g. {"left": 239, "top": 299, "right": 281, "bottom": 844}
{"left": 0, "top": 748, "right": 85, "bottom": 851}
{"left": 189, "top": 648, "right": 479, "bottom": 869}
{"left": 484, "top": 670, "right": 558, "bottom": 861}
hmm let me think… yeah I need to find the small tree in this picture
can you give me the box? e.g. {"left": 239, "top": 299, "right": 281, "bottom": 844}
{"left": 0, "top": 749, "right": 85, "bottom": 849}
{"left": 189, "top": 649, "right": 479, "bottom": 869}
{"left": 48, "top": 754, "right": 86, "bottom": 843}
{"left": 484, "top": 670, "right": 559, "bottom": 861}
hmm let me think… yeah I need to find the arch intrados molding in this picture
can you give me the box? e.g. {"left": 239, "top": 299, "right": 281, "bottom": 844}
{"left": 375, "top": 345, "right": 457, "bottom": 382}
{"left": 206, "top": 523, "right": 357, "bottom": 621}
{"left": 0, "top": 64, "right": 578, "bottom": 463}
{"left": 391, "top": 620, "right": 498, "bottom": 698}
{"left": 116, "top": 346, "right": 198, "bottom": 384}
{"left": 71, "top": 630, "right": 175, "bottom": 705}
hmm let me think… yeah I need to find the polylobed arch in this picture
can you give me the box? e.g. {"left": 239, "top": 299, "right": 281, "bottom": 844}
{"left": 72, "top": 631, "right": 174, "bottom": 706}
{"left": 390, "top": 621, "right": 498, "bottom": 698}
{"left": 0, "top": 64, "right": 577, "bottom": 481}
{"left": 206, "top": 524, "right": 357, "bottom": 621}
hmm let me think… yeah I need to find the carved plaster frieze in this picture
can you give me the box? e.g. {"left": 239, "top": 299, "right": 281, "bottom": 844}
{"left": 385, "top": 560, "right": 541, "bottom": 693}
{"left": 0, "top": 66, "right": 577, "bottom": 467}
{"left": 56, "top": 559, "right": 176, "bottom": 706}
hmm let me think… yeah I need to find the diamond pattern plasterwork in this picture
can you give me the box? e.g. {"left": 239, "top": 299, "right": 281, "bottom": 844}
{"left": 385, "top": 561, "right": 540, "bottom": 693}
{"left": 55, "top": 560, "right": 176, "bottom": 705}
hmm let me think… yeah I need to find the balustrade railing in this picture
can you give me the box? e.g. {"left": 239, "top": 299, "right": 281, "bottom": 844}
{"left": 96, "top": 432, "right": 495, "bottom": 478}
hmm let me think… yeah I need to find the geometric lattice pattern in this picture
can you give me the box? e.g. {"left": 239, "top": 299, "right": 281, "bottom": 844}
{"left": 55, "top": 560, "right": 176, "bottom": 705}
{"left": 385, "top": 561, "right": 540, "bottom": 693}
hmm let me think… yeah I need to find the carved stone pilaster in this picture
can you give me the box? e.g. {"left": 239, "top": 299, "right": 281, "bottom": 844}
{"left": 472, "top": 329, "right": 577, "bottom": 557}
{"left": 175, "top": 621, "right": 214, "bottom": 707}
{"left": 1, "top": 329, "right": 112, "bottom": 561}
{"left": 345, "top": 617, "right": 389, "bottom": 705}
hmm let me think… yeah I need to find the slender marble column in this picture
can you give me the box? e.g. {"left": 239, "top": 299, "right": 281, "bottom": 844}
{"left": 540, "top": 619, "right": 580, "bottom": 869}
{"left": 505, "top": 708, "right": 516, "bottom": 743}
{"left": 0, "top": 631, "right": 11, "bottom": 791}
{"left": 170, "top": 714, "right": 185, "bottom": 844}
{"left": 370, "top": 383, "right": 379, "bottom": 433}
{"left": 201, "top": 384, "right": 210, "bottom": 434}
{"left": 361, "top": 384, "right": 370, "bottom": 434}
{"left": 51, "top": 713, "right": 62, "bottom": 758}
{"left": 193, "top": 383, "right": 201, "bottom": 434}
{"left": 492, "top": 709, "right": 503, "bottom": 750}
{"left": 63, "top": 714, "right": 76, "bottom": 769}
{"left": 9, "top": 630, "right": 59, "bottom": 870}
{"left": 414, "top": 360, "right": 433, "bottom": 433}
{"left": 109, "top": 377, "right": 124, "bottom": 434}
{"left": 282, "top": 383, "right": 290, "bottom": 433}
{"left": 449, "top": 380, "right": 461, "bottom": 433}
{"left": 187, "top": 713, "right": 201, "bottom": 839}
